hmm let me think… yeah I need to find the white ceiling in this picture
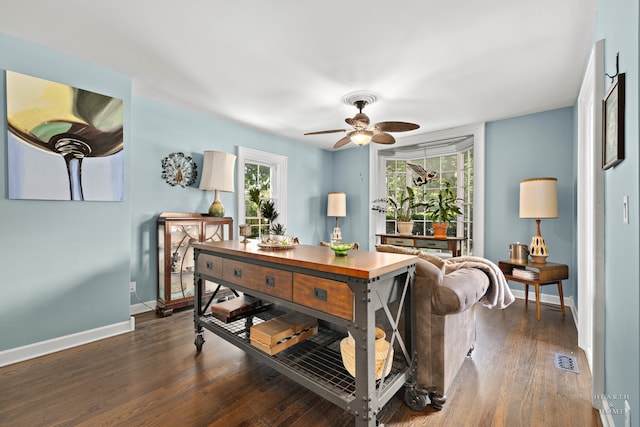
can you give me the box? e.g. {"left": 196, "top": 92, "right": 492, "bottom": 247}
{"left": 1, "top": 1, "right": 596, "bottom": 151}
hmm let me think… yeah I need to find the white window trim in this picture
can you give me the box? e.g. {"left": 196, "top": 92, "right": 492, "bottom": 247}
{"left": 236, "top": 147, "right": 288, "bottom": 229}
{"left": 368, "top": 123, "right": 485, "bottom": 255}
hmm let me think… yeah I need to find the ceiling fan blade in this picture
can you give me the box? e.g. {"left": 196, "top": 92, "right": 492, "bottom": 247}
{"left": 304, "top": 129, "right": 348, "bottom": 135}
{"left": 374, "top": 121, "right": 420, "bottom": 132}
{"left": 372, "top": 132, "right": 396, "bottom": 145}
{"left": 333, "top": 135, "right": 352, "bottom": 149}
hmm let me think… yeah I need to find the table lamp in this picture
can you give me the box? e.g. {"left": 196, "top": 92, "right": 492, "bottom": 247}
{"left": 327, "top": 192, "right": 346, "bottom": 241}
{"left": 199, "top": 151, "right": 236, "bottom": 216}
{"left": 519, "top": 177, "right": 558, "bottom": 263}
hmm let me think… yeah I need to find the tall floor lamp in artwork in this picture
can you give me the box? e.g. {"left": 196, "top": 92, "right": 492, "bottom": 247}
{"left": 199, "top": 151, "right": 236, "bottom": 217}
{"left": 519, "top": 177, "right": 558, "bottom": 263}
{"left": 327, "top": 192, "right": 346, "bottom": 242}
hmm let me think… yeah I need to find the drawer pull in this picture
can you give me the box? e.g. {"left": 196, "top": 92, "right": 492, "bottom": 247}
{"left": 234, "top": 268, "right": 243, "bottom": 278}
{"left": 265, "top": 276, "right": 275, "bottom": 287}
{"left": 206, "top": 261, "right": 213, "bottom": 269}
{"left": 313, "top": 287, "right": 327, "bottom": 302}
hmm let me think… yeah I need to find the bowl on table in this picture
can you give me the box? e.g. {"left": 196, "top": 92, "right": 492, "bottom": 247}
{"left": 328, "top": 241, "right": 355, "bottom": 256}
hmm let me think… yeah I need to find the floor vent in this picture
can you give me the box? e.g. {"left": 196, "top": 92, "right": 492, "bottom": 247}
{"left": 554, "top": 353, "right": 579, "bottom": 374}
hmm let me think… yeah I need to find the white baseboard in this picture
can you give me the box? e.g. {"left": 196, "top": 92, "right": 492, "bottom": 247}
{"left": 130, "top": 299, "right": 157, "bottom": 316}
{"left": 510, "top": 289, "right": 577, "bottom": 328}
{"left": 0, "top": 317, "right": 135, "bottom": 368}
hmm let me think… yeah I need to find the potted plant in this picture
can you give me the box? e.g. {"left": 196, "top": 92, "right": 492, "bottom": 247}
{"left": 372, "top": 186, "right": 426, "bottom": 235}
{"left": 425, "top": 182, "right": 462, "bottom": 238}
{"left": 270, "top": 223, "right": 286, "bottom": 241}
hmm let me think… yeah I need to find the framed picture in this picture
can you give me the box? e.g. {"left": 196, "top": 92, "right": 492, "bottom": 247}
{"left": 602, "top": 72, "right": 625, "bottom": 170}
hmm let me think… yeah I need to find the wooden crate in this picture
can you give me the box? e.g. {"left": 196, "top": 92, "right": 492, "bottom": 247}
{"left": 250, "top": 312, "right": 318, "bottom": 355}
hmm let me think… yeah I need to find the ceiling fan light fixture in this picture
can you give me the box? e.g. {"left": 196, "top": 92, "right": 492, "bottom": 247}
{"left": 350, "top": 130, "right": 373, "bottom": 146}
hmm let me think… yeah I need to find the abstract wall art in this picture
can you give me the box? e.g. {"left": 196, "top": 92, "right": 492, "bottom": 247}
{"left": 6, "top": 70, "right": 124, "bottom": 201}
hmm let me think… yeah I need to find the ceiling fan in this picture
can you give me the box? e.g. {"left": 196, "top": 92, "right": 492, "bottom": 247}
{"left": 304, "top": 93, "right": 420, "bottom": 149}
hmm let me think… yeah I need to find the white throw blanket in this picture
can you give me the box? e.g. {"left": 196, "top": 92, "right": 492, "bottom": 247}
{"left": 418, "top": 253, "right": 515, "bottom": 309}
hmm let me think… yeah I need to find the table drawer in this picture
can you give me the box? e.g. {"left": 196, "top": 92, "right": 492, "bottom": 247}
{"left": 197, "top": 253, "right": 223, "bottom": 278}
{"left": 385, "top": 237, "right": 415, "bottom": 246}
{"left": 415, "top": 239, "right": 449, "bottom": 250}
{"left": 223, "top": 259, "right": 293, "bottom": 300}
{"left": 293, "top": 273, "right": 353, "bottom": 321}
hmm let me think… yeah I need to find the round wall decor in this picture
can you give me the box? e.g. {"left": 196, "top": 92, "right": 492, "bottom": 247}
{"left": 161, "top": 152, "right": 197, "bottom": 187}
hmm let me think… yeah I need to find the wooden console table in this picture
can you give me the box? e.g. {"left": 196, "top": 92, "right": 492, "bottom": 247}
{"left": 193, "top": 241, "right": 418, "bottom": 426}
{"left": 377, "top": 234, "right": 466, "bottom": 257}
{"left": 498, "top": 260, "right": 569, "bottom": 320}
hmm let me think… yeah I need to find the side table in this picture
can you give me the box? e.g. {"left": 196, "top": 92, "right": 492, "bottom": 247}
{"left": 498, "top": 260, "right": 569, "bottom": 320}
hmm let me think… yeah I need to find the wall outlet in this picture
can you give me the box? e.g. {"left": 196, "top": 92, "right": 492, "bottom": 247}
{"left": 625, "top": 400, "right": 631, "bottom": 427}
{"left": 129, "top": 281, "right": 136, "bottom": 293}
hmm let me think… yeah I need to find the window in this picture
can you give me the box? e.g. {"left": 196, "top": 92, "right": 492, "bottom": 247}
{"left": 236, "top": 147, "right": 287, "bottom": 238}
{"left": 369, "top": 123, "right": 485, "bottom": 256}
{"left": 381, "top": 148, "right": 473, "bottom": 254}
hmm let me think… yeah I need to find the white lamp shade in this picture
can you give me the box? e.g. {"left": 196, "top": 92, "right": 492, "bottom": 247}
{"left": 519, "top": 177, "right": 558, "bottom": 218}
{"left": 199, "top": 151, "right": 236, "bottom": 192}
{"left": 327, "top": 192, "right": 346, "bottom": 217}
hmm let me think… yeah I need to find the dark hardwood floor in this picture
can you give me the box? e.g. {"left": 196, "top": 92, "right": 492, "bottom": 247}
{"left": 0, "top": 299, "right": 601, "bottom": 426}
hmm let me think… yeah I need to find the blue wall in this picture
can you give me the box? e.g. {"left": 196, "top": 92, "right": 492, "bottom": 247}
{"left": 329, "top": 145, "right": 370, "bottom": 246}
{"left": 595, "top": 0, "right": 640, "bottom": 424}
{"left": 485, "top": 108, "right": 576, "bottom": 297}
{"left": 0, "top": 33, "right": 132, "bottom": 350}
{"left": 129, "top": 96, "right": 333, "bottom": 304}
{"left": 0, "top": 32, "right": 333, "bottom": 351}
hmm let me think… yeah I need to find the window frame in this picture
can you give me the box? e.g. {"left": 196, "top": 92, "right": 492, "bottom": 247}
{"left": 368, "top": 123, "right": 485, "bottom": 256}
{"left": 236, "top": 147, "right": 288, "bottom": 234}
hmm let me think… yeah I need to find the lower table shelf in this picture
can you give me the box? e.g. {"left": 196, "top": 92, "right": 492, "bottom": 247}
{"left": 197, "top": 308, "right": 409, "bottom": 404}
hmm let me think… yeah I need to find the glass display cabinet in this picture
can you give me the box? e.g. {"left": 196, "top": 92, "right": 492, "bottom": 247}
{"left": 157, "top": 213, "right": 233, "bottom": 316}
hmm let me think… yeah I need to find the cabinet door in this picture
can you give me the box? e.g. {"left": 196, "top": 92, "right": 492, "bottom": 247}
{"left": 163, "top": 222, "right": 201, "bottom": 301}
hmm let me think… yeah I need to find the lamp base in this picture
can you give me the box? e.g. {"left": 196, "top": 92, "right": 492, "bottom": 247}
{"left": 331, "top": 227, "right": 342, "bottom": 242}
{"left": 530, "top": 254, "right": 548, "bottom": 263}
{"left": 208, "top": 201, "right": 224, "bottom": 216}
{"left": 208, "top": 190, "right": 225, "bottom": 217}
{"left": 529, "top": 224, "right": 549, "bottom": 263}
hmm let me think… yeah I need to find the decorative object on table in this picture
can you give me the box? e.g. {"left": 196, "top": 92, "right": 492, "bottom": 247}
{"left": 372, "top": 186, "right": 427, "bottom": 235}
{"left": 509, "top": 242, "right": 530, "bottom": 262}
{"left": 270, "top": 223, "right": 287, "bottom": 241}
{"left": 519, "top": 177, "right": 558, "bottom": 263}
{"left": 304, "top": 91, "right": 419, "bottom": 149}
{"left": 6, "top": 70, "right": 124, "bottom": 201}
{"left": 340, "top": 327, "right": 394, "bottom": 380}
{"left": 257, "top": 236, "right": 298, "bottom": 250}
{"left": 161, "top": 152, "right": 197, "bottom": 187}
{"left": 328, "top": 241, "right": 355, "bottom": 256}
{"left": 425, "top": 182, "right": 463, "bottom": 238}
{"left": 327, "top": 192, "right": 346, "bottom": 241}
{"left": 199, "top": 151, "right": 236, "bottom": 216}
{"left": 602, "top": 70, "right": 625, "bottom": 170}
{"left": 406, "top": 163, "right": 438, "bottom": 187}
{"left": 239, "top": 224, "right": 252, "bottom": 243}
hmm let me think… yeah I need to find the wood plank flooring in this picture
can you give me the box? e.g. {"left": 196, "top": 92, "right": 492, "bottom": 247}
{"left": 0, "top": 299, "right": 601, "bottom": 426}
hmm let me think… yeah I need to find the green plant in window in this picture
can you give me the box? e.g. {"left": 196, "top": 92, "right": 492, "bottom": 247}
{"left": 260, "top": 199, "right": 279, "bottom": 224}
{"left": 425, "top": 182, "right": 462, "bottom": 223}
{"left": 372, "top": 186, "right": 426, "bottom": 222}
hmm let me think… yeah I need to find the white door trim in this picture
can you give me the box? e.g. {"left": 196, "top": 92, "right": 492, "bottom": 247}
{"left": 576, "top": 38, "right": 605, "bottom": 409}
